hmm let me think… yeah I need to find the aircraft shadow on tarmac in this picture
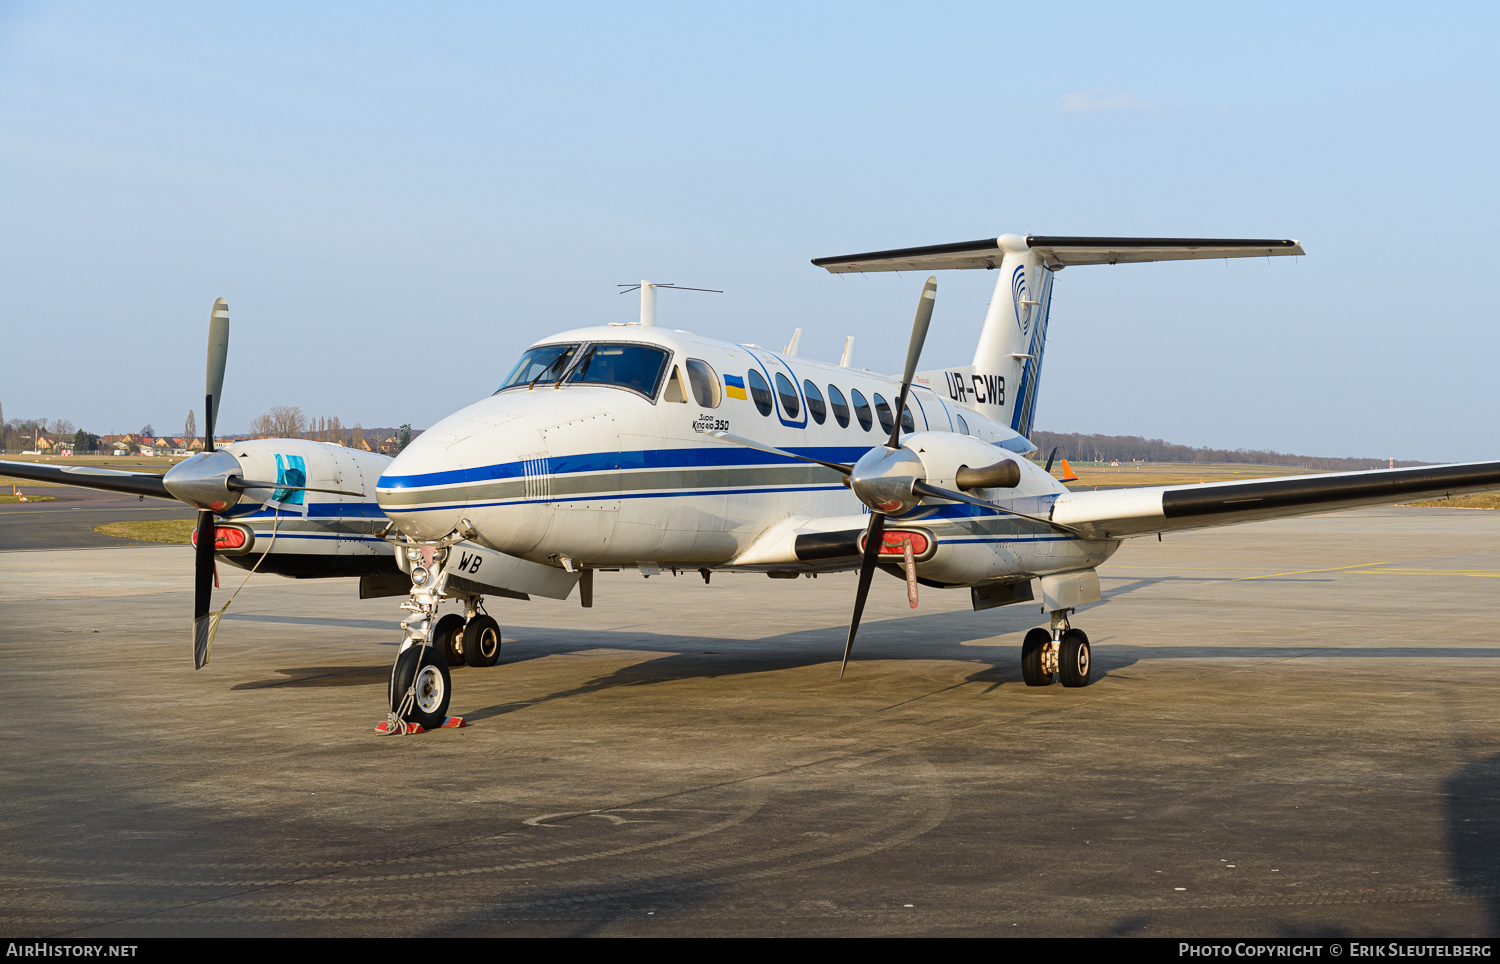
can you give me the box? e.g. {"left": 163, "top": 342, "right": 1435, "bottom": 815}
{"left": 1445, "top": 752, "right": 1500, "bottom": 932}
{"left": 226, "top": 571, "right": 1500, "bottom": 703}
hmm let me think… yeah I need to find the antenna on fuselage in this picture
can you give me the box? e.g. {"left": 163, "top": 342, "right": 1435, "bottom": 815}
{"left": 617, "top": 281, "right": 723, "bottom": 327}
{"left": 839, "top": 336, "right": 855, "bottom": 367}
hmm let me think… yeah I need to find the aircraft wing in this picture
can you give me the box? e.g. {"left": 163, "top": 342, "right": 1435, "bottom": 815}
{"left": 812, "top": 236, "right": 1303, "bottom": 272}
{"left": 0, "top": 459, "right": 172, "bottom": 500}
{"left": 1050, "top": 461, "right": 1500, "bottom": 540}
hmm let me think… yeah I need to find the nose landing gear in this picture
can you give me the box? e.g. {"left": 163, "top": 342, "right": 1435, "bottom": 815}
{"left": 384, "top": 541, "right": 507, "bottom": 732}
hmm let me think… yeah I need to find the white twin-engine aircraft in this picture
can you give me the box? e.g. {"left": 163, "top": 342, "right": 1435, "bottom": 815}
{"left": 12, "top": 234, "right": 1500, "bottom": 732}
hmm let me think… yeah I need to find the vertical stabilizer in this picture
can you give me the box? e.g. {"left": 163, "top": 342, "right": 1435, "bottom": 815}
{"left": 915, "top": 235, "right": 1055, "bottom": 437}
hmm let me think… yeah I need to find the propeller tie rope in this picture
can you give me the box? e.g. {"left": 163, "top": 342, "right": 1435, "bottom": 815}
{"left": 198, "top": 503, "right": 285, "bottom": 667}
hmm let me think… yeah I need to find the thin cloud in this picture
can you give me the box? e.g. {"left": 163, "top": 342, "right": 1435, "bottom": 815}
{"left": 1059, "top": 88, "right": 1153, "bottom": 112}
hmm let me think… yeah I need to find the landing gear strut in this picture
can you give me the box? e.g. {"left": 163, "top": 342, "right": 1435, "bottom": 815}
{"left": 386, "top": 540, "right": 504, "bottom": 730}
{"left": 1019, "top": 609, "right": 1092, "bottom": 688}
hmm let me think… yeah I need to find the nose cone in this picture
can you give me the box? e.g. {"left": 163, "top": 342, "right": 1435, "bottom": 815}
{"left": 376, "top": 394, "right": 548, "bottom": 544}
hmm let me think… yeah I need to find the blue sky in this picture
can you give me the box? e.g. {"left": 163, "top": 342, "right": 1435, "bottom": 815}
{"left": 2, "top": 2, "right": 1496, "bottom": 460}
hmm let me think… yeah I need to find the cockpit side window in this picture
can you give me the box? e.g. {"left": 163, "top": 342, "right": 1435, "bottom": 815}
{"left": 566, "top": 343, "right": 671, "bottom": 398}
{"left": 497, "top": 343, "right": 580, "bottom": 392}
{"left": 663, "top": 365, "right": 688, "bottom": 403}
{"left": 685, "top": 359, "right": 721, "bottom": 408}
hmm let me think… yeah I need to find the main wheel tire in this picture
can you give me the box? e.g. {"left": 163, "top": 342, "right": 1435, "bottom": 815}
{"left": 463, "top": 614, "right": 501, "bottom": 668}
{"left": 389, "top": 644, "right": 452, "bottom": 729}
{"left": 1021, "top": 627, "right": 1053, "bottom": 686}
{"left": 433, "top": 613, "right": 467, "bottom": 668}
{"left": 1058, "top": 628, "right": 1092, "bottom": 688}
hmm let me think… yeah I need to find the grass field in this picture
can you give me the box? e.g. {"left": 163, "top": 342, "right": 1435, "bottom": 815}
{"left": 92, "top": 520, "right": 196, "bottom": 544}
{"left": 0, "top": 493, "right": 55, "bottom": 503}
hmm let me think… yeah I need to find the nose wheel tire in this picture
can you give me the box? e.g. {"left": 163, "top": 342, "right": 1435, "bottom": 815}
{"left": 390, "top": 644, "right": 452, "bottom": 729}
{"left": 463, "top": 614, "right": 502, "bottom": 668}
{"left": 1058, "top": 628, "right": 1092, "bottom": 688}
{"left": 433, "top": 613, "right": 467, "bottom": 668}
{"left": 1020, "top": 628, "right": 1053, "bottom": 686}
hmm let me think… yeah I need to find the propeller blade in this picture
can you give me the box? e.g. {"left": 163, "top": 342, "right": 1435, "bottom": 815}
{"left": 910, "top": 479, "right": 1088, "bottom": 537}
{"left": 203, "top": 299, "right": 230, "bottom": 450}
{"left": 1044, "top": 447, "right": 1058, "bottom": 474}
{"left": 840, "top": 512, "right": 886, "bottom": 679}
{"left": 706, "top": 431, "right": 853, "bottom": 475}
{"left": 227, "top": 478, "right": 367, "bottom": 498}
{"left": 192, "top": 509, "right": 216, "bottom": 669}
{"left": 888, "top": 276, "right": 937, "bottom": 450}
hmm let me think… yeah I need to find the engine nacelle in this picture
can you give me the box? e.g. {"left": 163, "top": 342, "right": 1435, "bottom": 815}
{"left": 895, "top": 432, "right": 1114, "bottom": 586}
{"left": 211, "top": 438, "right": 398, "bottom": 577}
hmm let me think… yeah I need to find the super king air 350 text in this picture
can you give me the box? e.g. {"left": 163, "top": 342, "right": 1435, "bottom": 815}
{"left": 13, "top": 233, "right": 1500, "bottom": 733}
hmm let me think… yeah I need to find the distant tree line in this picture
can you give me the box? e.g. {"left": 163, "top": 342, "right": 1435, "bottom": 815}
{"left": 1030, "top": 430, "right": 1425, "bottom": 471}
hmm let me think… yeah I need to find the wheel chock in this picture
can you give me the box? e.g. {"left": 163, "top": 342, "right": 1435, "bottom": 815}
{"left": 374, "top": 716, "right": 466, "bottom": 735}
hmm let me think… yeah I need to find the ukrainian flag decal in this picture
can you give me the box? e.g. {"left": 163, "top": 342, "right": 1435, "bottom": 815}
{"left": 724, "top": 373, "right": 747, "bottom": 401}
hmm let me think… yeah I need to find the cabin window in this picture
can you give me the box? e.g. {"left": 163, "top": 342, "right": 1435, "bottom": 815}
{"left": 828, "top": 385, "right": 849, "bottom": 428}
{"left": 686, "top": 359, "right": 721, "bottom": 408}
{"left": 747, "top": 369, "right": 773, "bottom": 416}
{"left": 663, "top": 365, "right": 687, "bottom": 403}
{"left": 566, "top": 343, "right": 670, "bottom": 398}
{"left": 900, "top": 400, "right": 915, "bottom": 433}
{"left": 803, "top": 380, "right": 826, "bottom": 424}
{"left": 497, "top": 343, "right": 580, "bottom": 391}
{"left": 956, "top": 412, "right": 969, "bottom": 435}
{"left": 874, "top": 393, "right": 893, "bottom": 435}
{"left": 774, "top": 372, "right": 800, "bottom": 419}
{"left": 850, "top": 389, "right": 872, "bottom": 431}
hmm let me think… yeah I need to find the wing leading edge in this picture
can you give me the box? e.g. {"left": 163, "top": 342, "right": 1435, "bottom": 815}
{"left": 1051, "top": 461, "right": 1500, "bottom": 540}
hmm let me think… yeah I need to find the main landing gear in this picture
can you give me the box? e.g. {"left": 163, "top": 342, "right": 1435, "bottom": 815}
{"left": 1020, "top": 609, "right": 1091, "bottom": 688}
{"left": 387, "top": 543, "right": 506, "bottom": 731}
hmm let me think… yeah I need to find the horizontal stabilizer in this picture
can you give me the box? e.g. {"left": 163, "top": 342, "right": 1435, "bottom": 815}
{"left": 813, "top": 235, "right": 1303, "bottom": 273}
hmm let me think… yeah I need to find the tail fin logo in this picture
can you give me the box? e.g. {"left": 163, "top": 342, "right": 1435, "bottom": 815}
{"left": 1011, "top": 265, "right": 1029, "bottom": 337}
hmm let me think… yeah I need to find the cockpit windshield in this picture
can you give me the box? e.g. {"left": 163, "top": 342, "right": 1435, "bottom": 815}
{"left": 497, "top": 344, "right": 580, "bottom": 391}
{"left": 566, "top": 343, "right": 670, "bottom": 396}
